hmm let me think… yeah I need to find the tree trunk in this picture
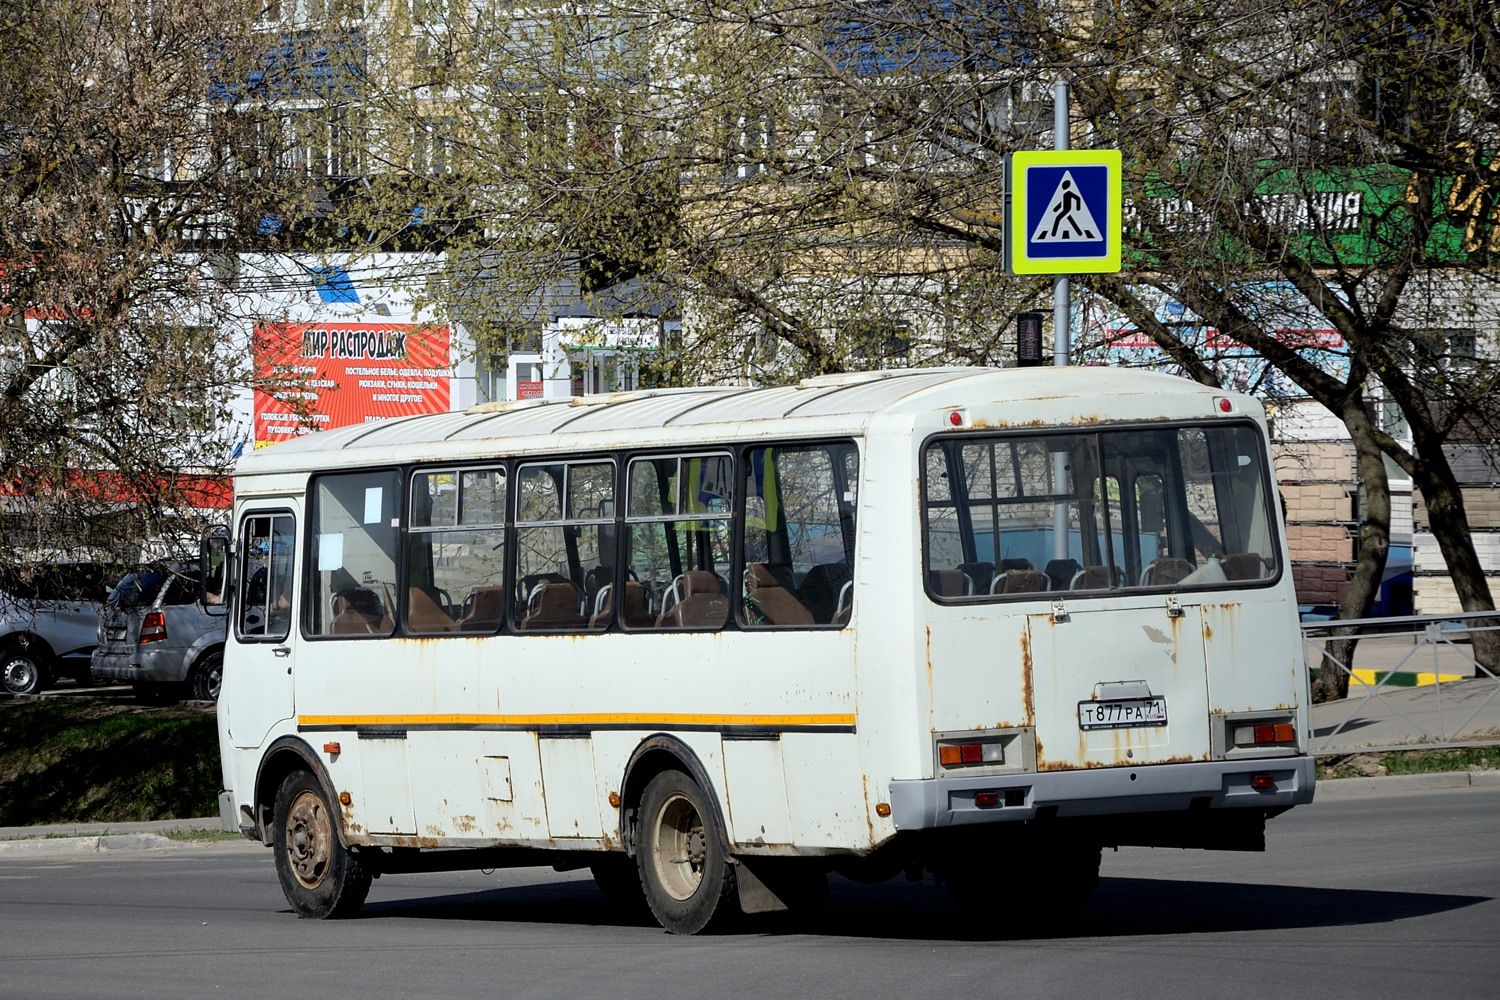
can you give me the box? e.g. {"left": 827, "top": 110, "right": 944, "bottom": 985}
{"left": 1408, "top": 457, "right": 1500, "bottom": 675}
{"left": 1313, "top": 406, "right": 1392, "bottom": 702}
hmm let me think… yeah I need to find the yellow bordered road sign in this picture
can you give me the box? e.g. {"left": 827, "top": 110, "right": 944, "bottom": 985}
{"left": 1007, "top": 149, "right": 1123, "bottom": 274}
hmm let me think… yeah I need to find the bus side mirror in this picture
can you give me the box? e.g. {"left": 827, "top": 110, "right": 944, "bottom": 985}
{"left": 202, "top": 528, "right": 229, "bottom": 611}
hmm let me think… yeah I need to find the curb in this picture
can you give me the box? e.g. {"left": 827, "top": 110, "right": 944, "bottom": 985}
{"left": 1314, "top": 769, "right": 1500, "bottom": 800}
{"left": 0, "top": 833, "right": 182, "bottom": 857}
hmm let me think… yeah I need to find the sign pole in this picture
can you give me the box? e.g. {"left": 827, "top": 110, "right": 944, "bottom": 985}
{"left": 1051, "top": 79, "right": 1071, "bottom": 563}
{"left": 1052, "top": 79, "right": 1070, "bottom": 368}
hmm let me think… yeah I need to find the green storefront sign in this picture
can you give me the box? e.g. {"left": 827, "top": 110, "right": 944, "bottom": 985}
{"left": 1125, "top": 160, "right": 1499, "bottom": 268}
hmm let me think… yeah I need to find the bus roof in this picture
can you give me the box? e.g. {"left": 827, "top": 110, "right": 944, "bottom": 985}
{"left": 236, "top": 366, "right": 1248, "bottom": 476}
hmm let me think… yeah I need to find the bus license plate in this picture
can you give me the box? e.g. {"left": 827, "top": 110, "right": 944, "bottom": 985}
{"left": 1078, "top": 696, "right": 1168, "bottom": 730}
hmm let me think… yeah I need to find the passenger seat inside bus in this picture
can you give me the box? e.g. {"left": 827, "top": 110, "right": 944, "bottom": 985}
{"left": 589, "top": 580, "right": 653, "bottom": 630}
{"left": 928, "top": 568, "right": 974, "bottom": 598}
{"left": 407, "top": 586, "right": 457, "bottom": 632}
{"left": 1070, "top": 565, "right": 1125, "bottom": 590}
{"left": 518, "top": 580, "right": 586, "bottom": 630}
{"left": 1141, "top": 557, "right": 1195, "bottom": 587}
{"left": 832, "top": 580, "right": 854, "bottom": 625}
{"left": 1045, "top": 558, "right": 1081, "bottom": 590}
{"left": 1222, "top": 552, "right": 1268, "bottom": 580}
{"left": 457, "top": 586, "right": 505, "bottom": 631}
{"left": 959, "top": 561, "right": 996, "bottom": 593}
{"left": 991, "top": 568, "right": 1050, "bottom": 594}
{"left": 331, "top": 588, "right": 387, "bottom": 634}
{"left": 656, "top": 570, "right": 728, "bottom": 629}
{"left": 745, "top": 563, "right": 813, "bottom": 626}
{"left": 798, "top": 562, "right": 851, "bottom": 623}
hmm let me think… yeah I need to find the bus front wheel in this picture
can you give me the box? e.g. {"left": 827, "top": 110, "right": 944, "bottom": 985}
{"left": 636, "top": 769, "right": 737, "bottom": 934}
{"left": 273, "top": 771, "right": 371, "bottom": 919}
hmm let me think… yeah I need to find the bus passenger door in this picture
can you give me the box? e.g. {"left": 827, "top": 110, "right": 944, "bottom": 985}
{"left": 224, "top": 507, "right": 300, "bottom": 751}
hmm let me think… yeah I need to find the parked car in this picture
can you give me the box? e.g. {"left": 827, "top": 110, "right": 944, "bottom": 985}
{"left": 1, "top": 563, "right": 115, "bottom": 695}
{"left": 91, "top": 563, "right": 228, "bottom": 703}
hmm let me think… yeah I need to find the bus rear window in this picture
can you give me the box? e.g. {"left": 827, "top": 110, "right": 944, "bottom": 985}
{"left": 923, "top": 423, "right": 1278, "bottom": 598}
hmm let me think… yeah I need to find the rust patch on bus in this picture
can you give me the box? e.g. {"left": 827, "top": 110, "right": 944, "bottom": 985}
{"left": 925, "top": 626, "right": 935, "bottom": 708}
{"left": 1019, "top": 630, "right": 1035, "bottom": 723}
{"left": 389, "top": 835, "right": 446, "bottom": 849}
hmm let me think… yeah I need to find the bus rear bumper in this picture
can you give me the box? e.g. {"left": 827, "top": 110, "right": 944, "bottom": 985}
{"left": 887, "top": 756, "right": 1315, "bottom": 831}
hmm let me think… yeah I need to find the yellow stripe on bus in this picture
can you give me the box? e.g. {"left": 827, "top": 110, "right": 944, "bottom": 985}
{"left": 297, "top": 712, "right": 856, "bottom": 728}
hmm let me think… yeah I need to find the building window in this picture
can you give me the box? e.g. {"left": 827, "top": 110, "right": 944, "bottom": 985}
{"left": 412, "top": 117, "right": 452, "bottom": 174}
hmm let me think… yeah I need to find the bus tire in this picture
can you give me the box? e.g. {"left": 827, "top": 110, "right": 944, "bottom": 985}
{"left": 273, "top": 770, "right": 371, "bottom": 919}
{"left": 636, "top": 769, "right": 737, "bottom": 934}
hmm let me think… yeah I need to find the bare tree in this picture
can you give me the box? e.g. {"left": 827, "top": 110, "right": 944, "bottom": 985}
{"left": 341, "top": 1, "right": 1050, "bottom": 381}
{"left": 1028, "top": 0, "right": 1500, "bottom": 690}
{"left": 322, "top": 2, "right": 1497, "bottom": 691}
{"left": 0, "top": 0, "right": 304, "bottom": 571}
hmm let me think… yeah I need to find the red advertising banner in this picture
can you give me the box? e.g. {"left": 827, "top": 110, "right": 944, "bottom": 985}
{"left": 253, "top": 321, "right": 452, "bottom": 445}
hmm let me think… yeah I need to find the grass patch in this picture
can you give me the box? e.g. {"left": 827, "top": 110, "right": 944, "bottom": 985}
{"left": 1318, "top": 744, "right": 1500, "bottom": 780}
{"left": 161, "top": 828, "right": 241, "bottom": 843}
{"left": 0, "top": 698, "right": 220, "bottom": 825}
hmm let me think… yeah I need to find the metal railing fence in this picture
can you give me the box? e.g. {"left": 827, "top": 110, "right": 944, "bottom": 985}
{"left": 1303, "top": 611, "right": 1500, "bottom": 754}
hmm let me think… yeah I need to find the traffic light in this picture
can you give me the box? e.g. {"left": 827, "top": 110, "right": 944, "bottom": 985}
{"left": 1016, "top": 311, "right": 1045, "bottom": 367}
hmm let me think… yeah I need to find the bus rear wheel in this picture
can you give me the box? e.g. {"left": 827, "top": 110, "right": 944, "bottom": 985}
{"left": 636, "top": 769, "right": 737, "bottom": 934}
{"left": 273, "top": 771, "right": 371, "bottom": 919}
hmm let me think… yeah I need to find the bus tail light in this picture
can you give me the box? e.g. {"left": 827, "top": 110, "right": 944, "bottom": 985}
{"left": 1250, "top": 774, "right": 1277, "bottom": 791}
{"left": 1252, "top": 723, "right": 1297, "bottom": 744}
{"left": 139, "top": 611, "right": 167, "bottom": 644}
{"left": 1229, "top": 716, "right": 1298, "bottom": 750}
{"left": 937, "top": 739, "right": 1005, "bottom": 767}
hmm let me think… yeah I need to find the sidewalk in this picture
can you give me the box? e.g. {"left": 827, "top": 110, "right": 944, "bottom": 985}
{"left": 1310, "top": 676, "right": 1500, "bottom": 754}
{"left": 0, "top": 816, "right": 228, "bottom": 855}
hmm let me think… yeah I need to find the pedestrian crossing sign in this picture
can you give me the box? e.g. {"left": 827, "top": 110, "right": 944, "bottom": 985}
{"left": 1007, "top": 149, "right": 1122, "bottom": 274}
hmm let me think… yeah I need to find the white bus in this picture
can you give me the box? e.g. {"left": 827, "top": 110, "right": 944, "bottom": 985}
{"left": 214, "top": 366, "right": 1314, "bottom": 934}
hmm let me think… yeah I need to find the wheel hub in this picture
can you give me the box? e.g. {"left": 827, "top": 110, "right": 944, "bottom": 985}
{"left": 653, "top": 793, "right": 708, "bottom": 901}
{"left": 3, "top": 658, "right": 36, "bottom": 692}
{"left": 285, "top": 792, "right": 331, "bottom": 888}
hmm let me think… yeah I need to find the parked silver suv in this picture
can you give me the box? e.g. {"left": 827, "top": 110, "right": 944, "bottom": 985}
{"left": 91, "top": 564, "right": 228, "bottom": 703}
{"left": 1, "top": 563, "right": 115, "bottom": 695}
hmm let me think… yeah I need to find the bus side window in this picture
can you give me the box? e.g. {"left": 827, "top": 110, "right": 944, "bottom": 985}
{"left": 740, "top": 443, "right": 857, "bottom": 629}
{"left": 237, "top": 513, "right": 294, "bottom": 640}
{"left": 513, "top": 460, "right": 614, "bottom": 633}
{"left": 408, "top": 467, "right": 506, "bottom": 636}
{"left": 622, "top": 453, "right": 733, "bottom": 631}
{"left": 310, "top": 470, "right": 399, "bottom": 639}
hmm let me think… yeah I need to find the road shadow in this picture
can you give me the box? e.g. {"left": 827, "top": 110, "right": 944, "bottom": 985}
{"left": 345, "top": 871, "right": 1490, "bottom": 941}
{"left": 1312, "top": 715, "right": 1384, "bottom": 739}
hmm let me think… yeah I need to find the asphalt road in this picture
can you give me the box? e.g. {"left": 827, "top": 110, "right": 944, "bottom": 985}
{"left": 1, "top": 786, "right": 1496, "bottom": 1000}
